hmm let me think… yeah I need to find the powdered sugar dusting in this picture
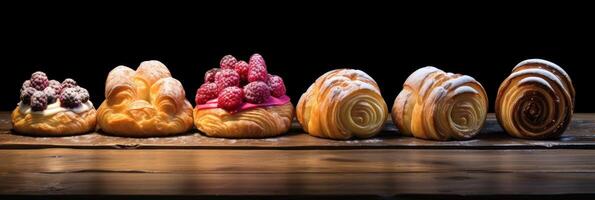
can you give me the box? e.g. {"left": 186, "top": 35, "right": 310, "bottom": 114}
{"left": 453, "top": 86, "right": 479, "bottom": 96}
{"left": 510, "top": 68, "right": 566, "bottom": 92}
{"left": 518, "top": 77, "right": 553, "bottom": 90}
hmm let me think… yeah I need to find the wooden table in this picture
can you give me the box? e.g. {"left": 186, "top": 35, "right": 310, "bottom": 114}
{"left": 1, "top": 112, "right": 595, "bottom": 199}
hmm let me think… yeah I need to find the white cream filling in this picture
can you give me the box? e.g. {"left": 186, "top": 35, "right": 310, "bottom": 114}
{"left": 18, "top": 100, "right": 94, "bottom": 116}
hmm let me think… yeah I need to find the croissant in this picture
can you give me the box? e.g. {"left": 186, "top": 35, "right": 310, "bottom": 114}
{"left": 392, "top": 67, "right": 488, "bottom": 140}
{"left": 11, "top": 71, "right": 97, "bottom": 136}
{"left": 97, "top": 61, "right": 194, "bottom": 137}
{"left": 193, "top": 54, "right": 294, "bottom": 138}
{"left": 495, "top": 59, "right": 575, "bottom": 139}
{"left": 296, "top": 69, "right": 388, "bottom": 140}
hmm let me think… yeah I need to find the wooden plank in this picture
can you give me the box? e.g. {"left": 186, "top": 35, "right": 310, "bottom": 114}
{"left": 2, "top": 172, "right": 595, "bottom": 196}
{"left": 1, "top": 112, "right": 595, "bottom": 149}
{"left": 2, "top": 149, "right": 595, "bottom": 173}
{"left": 1, "top": 149, "right": 595, "bottom": 196}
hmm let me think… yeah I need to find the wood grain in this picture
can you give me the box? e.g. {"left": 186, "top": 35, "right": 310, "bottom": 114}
{"left": 1, "top": 148, "right": 595, "bottom": 197}
{"left": 1, "top": 112, "right": 595, "bottom": 149}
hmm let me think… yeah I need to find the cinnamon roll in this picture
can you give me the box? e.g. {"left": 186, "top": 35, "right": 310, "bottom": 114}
{"left": 496, "top": 59, "right": 575, "bottom": 139}
{"left": 392, "top": 67, "right": 488, "bottom": 140}
{"left": 296, "top": 69, "right": 388, "bottom": 140}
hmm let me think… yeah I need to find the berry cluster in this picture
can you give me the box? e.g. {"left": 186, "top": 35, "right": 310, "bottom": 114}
{"left": 19, "top": 71, "right": 90, "bottom": 111}
{"left": 195, "top": 54, "right": 287, "bottom": 111}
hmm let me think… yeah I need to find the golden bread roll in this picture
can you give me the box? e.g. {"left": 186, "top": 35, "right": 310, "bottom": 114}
{"left": 392, "top": 66, "right": 488, "bottom": 140}
{"left": 297, "top": 69, "right": 388, "bottom": 140}
{"left": 97, "top": 61, "right": 193, "bottom": 137}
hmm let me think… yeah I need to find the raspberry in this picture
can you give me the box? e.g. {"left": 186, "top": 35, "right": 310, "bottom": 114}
{"left": 195, "top": 82, "right": 218, "bottom": 104}
{"left": 243, "top": 81, "right": 271, "bottom": 104}
{"left": 60, "top": 88, "right": 82, "bottom": 108}
{"left": 220, "top": 55, "right": 238, "bottom": 70}
{"left": 77, "top": 87, "right": 90, "bottom": 103}
{"left": 217, "top": 86, "right": 244, "bottom": 111}
{"left": 43, "top": 87, "right": 58, "bottom": 104}
{"left": 20, "top": 80, "right": 31, "bottom": 94}
{"left": 61, "top": 78, "right": 77, "bottom": 93}
{"left": 215, "top": 69, "right": 240, "bottom": 92}
{"left": 30, "top": 91, "right": 47, "bottom": 111}
{"left": 30, "top": 71, "right": 49, "bottom": 90}
{"left": 249, "top": 53, "right": 267, "bottom": 69}
{"left": 267, "top": 75, "right": 286, "bottom": 97}
{"left": 20, "top": 87, "right": 37, "bottom": 105}
{"left": 234, "top": 60, "right": 250, "bottom": 82}
{"left": 48, "top": 80, "right": 61, "bottom": 92}
{"left": 204, "top": 68, "right": 220, "bottom": 83}
{"left": 247, "top": 63, "right": 268, "bottom": 82}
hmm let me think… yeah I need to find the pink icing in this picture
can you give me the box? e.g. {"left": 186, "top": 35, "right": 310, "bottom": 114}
{"left": 195, "top": 95, "right": 290, "bottom": 113}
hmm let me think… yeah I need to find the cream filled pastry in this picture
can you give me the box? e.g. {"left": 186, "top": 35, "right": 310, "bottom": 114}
{"left": 296, "top": 69, "right": 388, "bottom": 140}
{"left": 496, "top": 59, "right": 575, "bottom": 139}
{"left": 193, "top": 54, "right": 294, "bottom": 138}
{"left": 392, "top": 67, "right": 488, "bottom": 140}
{"left": 97, "top": 60, "right": 193, "bottom": 137}
{"left": 11, "top": 71, "right": 97, "bottom": 136}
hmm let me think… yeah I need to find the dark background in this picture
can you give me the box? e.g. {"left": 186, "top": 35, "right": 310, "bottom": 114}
{"left": 2, "top": 4, "right": 594, "bottom": 112}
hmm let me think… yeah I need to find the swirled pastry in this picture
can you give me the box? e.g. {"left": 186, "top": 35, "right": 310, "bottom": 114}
{"left": 392, "top": 67, "right": 488, "bottom": 140}
{"left": 97, "top": 61, "right": 193, "bottom": 137}
{"left": 12, "top": 71, "right": 97, "bottom": 136}
{"left": 296, "top": 69, "right": 388, "bottom": 140}
{"left": 496, "top": 59, "right": 575, "bottom": 139}
{"left": 193, "top": 54, "right": 294, "bottom": 138}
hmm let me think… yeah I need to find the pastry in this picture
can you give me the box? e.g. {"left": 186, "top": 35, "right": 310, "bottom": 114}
{"left": 392, "top": 67, "right": 488, "bottom": 140}
{"left": 97, "top": 60, "right": 193, "bottom": 137}
{"left": 193, "top": 54, "right": 294, "bottom": 138}
{"left": 296, "top": 69, "right": 388, "bottom": 140}
{"left": 11, "top": 71, "right": 97, "bottom": 136}
{"left": 496, "top": 59, "right": 575, "bottom": 139}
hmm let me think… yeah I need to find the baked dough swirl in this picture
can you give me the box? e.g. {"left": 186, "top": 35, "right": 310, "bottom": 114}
{"left": 392, "top": 67, "right": 488, "bottom": 140}
{"left": 11, "top": 105, "right": 97, "bottom": 136}
{"left": 97, "top": 61, "right": 193, "bottom": 137}
{"left": 297, "top": 69, "right": 388, "bottom": 140}
{"left": 495, "top": 59, "right": 575, "bottom": 139}
{"left": 193, "top": 103, "right": 294, "bottom": 138}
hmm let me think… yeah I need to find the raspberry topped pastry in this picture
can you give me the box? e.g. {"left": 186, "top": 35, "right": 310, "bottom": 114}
{"left": 11, "top": 71, "right": 97, "bottom": 136}
{"left": 193, "top": 54, "right": 294, "bottom": 138}
{"left": 97, "top": 61, "right": 194, "bottom": 137}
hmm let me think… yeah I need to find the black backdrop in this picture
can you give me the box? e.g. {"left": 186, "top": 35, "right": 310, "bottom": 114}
{"left": 3, "top": 4, "right": 594, "bottom": 112}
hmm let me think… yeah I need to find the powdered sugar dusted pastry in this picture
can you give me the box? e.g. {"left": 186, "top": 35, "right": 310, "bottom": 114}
{"left": 11, "top": 72, "right": 97, "bottom": 136}
{"left": 296, "top": 69, "right": 388, "bottom": 140}
{"left": 97, "top": 61, "right": 193, "bottom": 137}
{"left": 496, "top": 59, "right": 575, "bottom": 139}
{"left": 392, "top": 67, "right": 488, "bottom": 140}
{"left": 193, "top": 54, "right": 294, "bottom": 138}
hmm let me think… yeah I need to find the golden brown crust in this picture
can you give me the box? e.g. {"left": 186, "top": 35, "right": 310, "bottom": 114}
{"left": 11, "top": 107, "right": 97, "bottom": 136}
{"left": 97, "top": 61, "right": 194, "bottom": 137}
{"left": 495, "top": 59, "right": 575, "bottom": 139}
{"left": 296, "top": 69, "right": 388, "bottom": 140}
{"left": 392, "top": 67, "right": 488, "bottom": 141}
{"left": 193, "top": 103, "right": 294, "bottom": 138}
